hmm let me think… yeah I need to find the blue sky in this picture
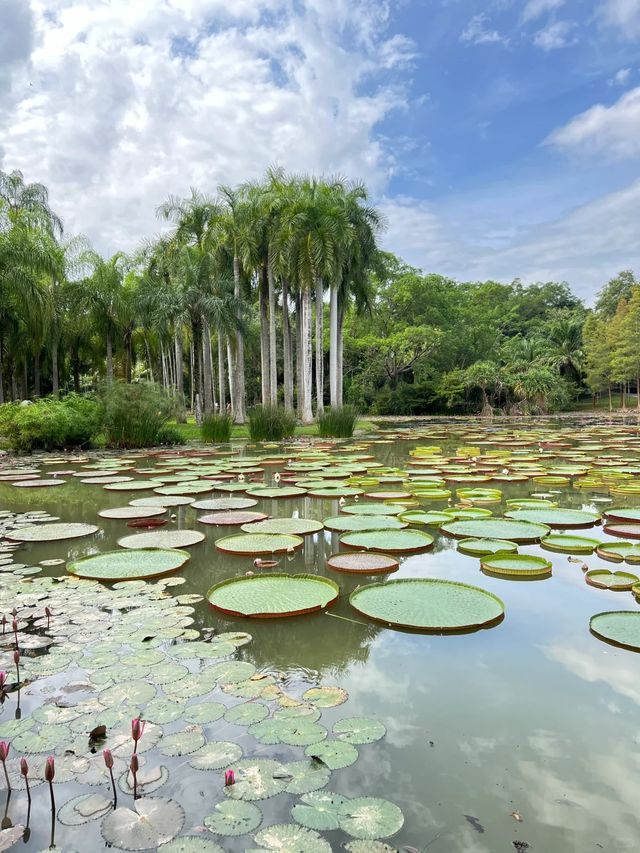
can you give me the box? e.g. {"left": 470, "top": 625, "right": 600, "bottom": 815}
{"left": 1, "top": 0, "right": 639, "bottom": 300}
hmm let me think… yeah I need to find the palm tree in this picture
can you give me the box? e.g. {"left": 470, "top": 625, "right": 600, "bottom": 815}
{"left": 77, "top": 251, "right": 128, "bottom": 382}
{"left": 0, "top": 169, "right": 63, "bottom": 237}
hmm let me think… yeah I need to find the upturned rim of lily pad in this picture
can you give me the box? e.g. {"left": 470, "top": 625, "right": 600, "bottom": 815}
{"left": 207, "top": 573, "right": 339, "bottom": 618}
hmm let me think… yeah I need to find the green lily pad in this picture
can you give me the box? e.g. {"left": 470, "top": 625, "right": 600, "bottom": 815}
{"left": 304, "top": 740, "right": 359, "bottom": 770}
{"left": 604, "top": 507, "right": 640, "bottom": 523}
{"left": 505, "top": 508, "right": 600, "bottom": 528}
{"left": 58, "top": 792, "right": 113, "bottom": 825}
{"left": 183, "top": 702, "right": 225, "bottom": 724}
{"left": 585, "top": 569, "right": 639, "bottom": 590}
{"left": 340, "top": 797, "right": 404, "bottom": 840}
{"left": 457, "top": 538, "right": 518, "bottom": 557}
{"left": 596, "top": 541, "right": 640, "bottom": 564}
{"left": 117, "top": 530, "right": 205, "bottom": 549}
{"left": 441, "top": 518, "right": 549, "bottom": 543}
{"left": 541, "top": 534, "right": 600, "bottom": 554}
{"left": 398, "top": 510, "right": 450, "bottom": 526}
{"left": 223, "top": 759, "right": 288, "bottom": 801}
{"left": 340, "top": 529, "right": 434, "bottom": 553}
{"left": 333, "top": 717, "right": 386, "bottom": 744}
{"left": 159, "top": 726, "right": 205, "bottom": 756}
{"left": 101, "top": 797, "right": 185, "bottom": 850}
{"left": 326, "top": 552, "right": 399, "bottom": 575}
{"left": 208, "top": 574, "right": 338, "bottom": 618}
{"left": 199, "top": 511, "right": 269, "bottom": 526}
{"left": 350, "top": 578, "right": 505, "bottom": 631}
{"left": 207, "top": 660, "right": 257, "bottom": 683}
{"left": 345, "top": 843, "right": 399, "bottom": 853}
{"left": 204, "top": 800, "right": 262, "bottom": 836}
{"left": 130, "top": 496, "right": 194, "bottom": 507}
{"left": 99, "top": 506, "right": 167, "bottom": 519}
{"left": 145, "top": 699, "right": 186, "bottom": 725}
{"left": 67, "top": 548, "right": 190, "bottom": 581}
{"left": 340, "top": 503, "right": 404, "bottom": 516}
{"left": 603, "top": 522, "right": 640, "bottom": 540}
{"left": 323, "top": 515, "right": 407, "bottom": 532}
{"left": 292, "top": 791, "right": 350, "bottom": 831}
{"left": 590, "top": 611, "right": 640, "bottom": 650}
{"left": 158, "top": 840, "right": 225, "bottom": 853}
{"left": 215, "top": 533, "right": 303, "bottom": 556}
{"left": 192, "top": 498, "right": 258, "bottom": 510}
{"left": 6, "top": 522, "right": 99, "bottom": 542}
{"left": 302, "top": 686, "right": 348, "bottom": 707}
{"left": 246, "top": 486, "right": 308, "bottom": 498}
{"left": 100, "top": 679, "right": 157, "bottom": 706}
{"left": 118, "top": 764, "right": 170, "bottom": 796}
{"left": 252, "top": 824, "right": 331, "bottom": 853}
{"left": 241, "top": 519, "right": 324, "bottom": 536}
{"left": 279, "top": 760, "right": 331, "bottom": 795}
{"left": 224, "top": 702, "right": 270, "bottom": 726}
{"left": 189, "top": 741, "right": 243, "bottom": 771}
{"left": 481, "top": 554, "right": 552, "bottom": 578}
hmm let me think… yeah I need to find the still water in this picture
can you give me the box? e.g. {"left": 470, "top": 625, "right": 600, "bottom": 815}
{"left": 1, "top": 417, "right": 639, "bottom": 852}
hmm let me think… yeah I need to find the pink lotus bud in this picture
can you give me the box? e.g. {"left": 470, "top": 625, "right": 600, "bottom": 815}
{"left": 10, "top": 609, "right": 16, "bottom": 618}
{"left": 44, "top": 756, "right": 55, "bottom": 782}
{"left": 0, "top": 742, "right": 9, "bottom": 762}
{"left": 130, "top": 754, "right": 139, "bottom": 774}
{"left": 103, "top": 749, "right": 113, "bottom": 769}
{"left": 0, "top": 672, "right": 6, "bottom": 689}
{"left": 11, "top": 619, "right": 17, "bottom": 633}
{"left": 19, "top": 758, "right": 28, "bottom": 778}
{"left": 131, "top": 718, "right": 145, "bottom": 743}
{"left": 45, "top": 607, "right": 52, "bottom": 618}
{"left": 224, "top": 769, "right": 235, "bottom": 786}
{"left": 13, "top": 651, "right": 19, "bottom": 665}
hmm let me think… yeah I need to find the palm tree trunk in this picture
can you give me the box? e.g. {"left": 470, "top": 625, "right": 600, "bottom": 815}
{"left": 201, "top": 318, "right": 214, "bottom": 416}
{"left": 315, "top": 277, "right": 324, "bottom": 416}
{"left": 218, "top": 335, "right": 226, "bottom": 412}
{"left": 192, "top": 318, "right": 202, "bottom": 407}
{"left": 329, "top": 282, "right": 338, "bottom": 407}
{"left": 72, "top": 350, "right": 80, "bottom": 394}
{"left": 282, "top": 277, "right": 294, "bottom": 413}
{"left": 51, "top": 328, "right": 59, "bottom": 395}
{"left": 608, "top": 383, "right": 612, "bottom": 412}
{"left": 301, "top": 286, "right": 313, "bottom": 424}
{"left": 34, "top": 352, "right": 41, "bottom": 397}
{"left": 337, "top": 298, "right": 345, "bottom": 406}
{"left": 296, "top": 290, "right": 303, "bottom": 419}
{"left": 144, "top": 337, "right": 155, "bottom": 383}
{"left": 0, "top": 334, "right": 5, "bottom": 405}
{"left": 227, "top": 339, "right": 236, "bottom": 415}
{"left": 208, "top": 326, "right": 217, "bottom": 411}
{"left": 268, "top": 262, "right": 277, "bottom": 405}
{"left": 233, "top": 255, "right": 246, "bottom": 424}
{"left": 189, "top": 341, "right": 195, "bottom": 412}
{"left": 174, "top": 328, "right": 185, "bottom": 421}
{"left": 106, "top": 329, "right": 114, "bottom": 383}
{"left": 259, "top": 265, "right": 270, "bottom": 405}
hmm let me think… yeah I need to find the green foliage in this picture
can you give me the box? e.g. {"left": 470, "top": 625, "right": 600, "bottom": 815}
{"left": 248, "top": 405, "right": 296, "bottom": 441}
{"left": 374, "top": 382, "right": 440, "bottom": 415}
{"left": 318, "top": 406, "right": 358, "bottom": 437}
{"left": 201, "top": 414, "right": 233, "bottom": 443}
{"left": 0, "top": 394, "right": 101, "bottom": 452}
{"left": 100, "top": 382, "right": 178, "bottom": 448}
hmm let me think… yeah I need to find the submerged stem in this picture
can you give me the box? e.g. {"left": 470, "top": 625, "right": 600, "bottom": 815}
{"left": 48, "top": 780, "right": 55, "bottom": 848}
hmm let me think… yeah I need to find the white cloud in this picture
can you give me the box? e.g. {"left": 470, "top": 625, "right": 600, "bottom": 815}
{"left": 600, "top": 0, "right": 640, "bottom": 37}
{"left": 533, "top": 19, "right": 575, "bottom": 50}
{"left": 610, "top": 67, "right": 632, "bottom": 85}
{"left": 522, "top": 0, "right": 565, "bottom": 23}
{"left": 0, "top": 0, "right": 412, "bottom": 253}
{"left": 460, "top": 14, "right": 509, "bottom": 46}
{"left": 546, "top": 87, "right": 640, "bottom": 158}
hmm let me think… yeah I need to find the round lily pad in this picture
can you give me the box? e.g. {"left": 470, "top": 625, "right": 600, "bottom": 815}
{"left": 117, "top": 530, "right": 205, "bottom": 549}
{"left": 292, "top": 791, "right": 350, "bottom": 831}
{"left": 6, "top": 522, "right": 99, "bottom": 542}
{"left": 326, "top": 552, "right": 399, "bottom": 575}
{"left": 541, "top": 534, "right": 600, "bottom": 554}
{"left": 101, "top": 797, "right": 185, "bottom": 850}
{"left": 252, "top": 824, "right": 331, "bottom": 853}
{"left": 323, "top": 515, "right": 406, "bottom": 532}
{"left": 603, "top": 522, "right": 640, "bottom": 540}
{"left": 596, "top": 541, "right": 640, "bottom": 564}
{"left": 505, "top": 508, "right": 600, "bottom": 528}
{"left": 99, "top": 506, "right": 166, "bottom": 519}
{"left": 398, "top": 510, "right": 450, "bottom": 526}
{"left": 67, "top": 549, "right": 190, "bottom": 581}
{"left": 304, "top": 741, "right": 359, "bottom": 770}
{"left": 158, "top": 840, "right": 225, "bottom": 853}
{"left": 208, "top": 574, "right": 338, "bottom": 618}
{"left": 340, "top": 529, "right": 434, "bottom": 553}
{"left": 130, "top": 496, "right": 194, "bottom": 507}
{"left": 189, "top": 741, "right": 243, "bottom": 772}
{"left": 192, "top": 498, "right": 258, "bottom": 510}
{"left": 350, "top": 578, "right": 505, "bottom": 631}
{"left": 159, "top": 726, "right": 205, "bottom": 756}
{"left": 480, "top": 554, "right": 552, "bottom": 578}
{"left": 183, "top": 702, "right": 225, "bottom": 724}
{"left": 198, "top": 511, "right": 268, "bottom": 526}
{"left": 224, "top": 702, "right": 270, "bottom": 726}
{"left": 246, "top": 486, "right": 307, "bottom": 499}
{"left": 441, "top": 518, "right": 549, "bottom": 543}
{"left": 333, "top": 717, "right": 386, "bottom": 744}
{"left": 340, "top": 503, "right": 404, "bottom": 516}
{"left": 58, "top": 792, "right": 113, "bottom": 825}
{"left": 215, "top": 533, "right": 303, "bottom": 556}
{"left": 241, "top": 519, "right": 324, "bottom": 536}
{"left": 223, "top": 759, "right": 288, "bottom": 801}
{"left": 585, "top": 569, "right": 639, "bottom": 590}
{"left": 279, "top": 760, "right": 331, "bottom": 795}
{"left": 302, "top": 686, "right": 348, "bottom": 708}
{"left": 590, "top": 611, "right": 640, "bottom": 650}
{"left": 604, "top": 507, "right": 640, "bottom": 523}
{"left": 457, "top": 538, "right": 518, "bottom": 557}
{"left": 204, "top": 801, "right": 262, "bottom": 836}
{"left": 340, "top": 797, "right": 404, "bottom": 840}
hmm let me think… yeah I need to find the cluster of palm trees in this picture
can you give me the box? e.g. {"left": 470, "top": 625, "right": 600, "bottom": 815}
{"left": 0, "top": 168, "right": 383, "bottom": 422}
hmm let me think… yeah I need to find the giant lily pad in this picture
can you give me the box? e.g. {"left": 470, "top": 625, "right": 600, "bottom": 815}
{"left": 241, "top": 518, "right": 324, "bottom": 536}
{"left": 505, "top": 508, "right": 600, "bottom": 528}
{"left": 199, "top": 511, "right": 268, "bottom": 526}
{"left": 208, "top": 574, "right": 338, "bottom": 618}
{"left": 441, "top": 518, "right": 549, "bottom": 543}
{"left": 604, "top": 507, "right": 640, "bottom": 523}
{"left": 541, "top": 534, "right": 600, "bottom": 554}
{"left": 596, "top": 541, "right": 640, "bottom": 564}
{"left": 340, "top": 503, "right": 404, "bottom": 516}
{"left": 192, "top": 498, "right": 258, "bottom": 510}
{"left": 99, "top": 506, "right": 166, "bottom": 519}
{"left": 101, "top": 797, "right": 185, "bottom": 850}
{"left": 117, "top": 530, "right": 205, "bottom": 549}
{"left": 603, "top": 522, "right": 640, "bottom": 540}
{"left": 67, "top": 548, "right": 190, "bottom": 581}
{"left": 246, "top": 486, "right": 307, "bottom": 499}
{"left": 340, "top": 529, "right": 434, "bottom": 553}
{"left": 480, "top": 554, "right": 552, "bottom": 578}
{"left": 457, "top": 538, "right": 518, "bottom": 557}
{"left": 326, "top": 552, "right": 399, "bottom": 575}
{"left": 585, "top": 569, "right": 639, "bottom": 590}
{"left": 323, "top": 515, "right": 407, "bottom": 532}
{"left": 6, "top": 522, "right": 99, "bottom": 542}
{"left": 590, "top": 611, "right": 640, "bottom": 651}
{"left": 350, "top": 578, "right": 505, "bottom": 631}
{"left": 215, "top": 533, "right": 303, "bottom": 556}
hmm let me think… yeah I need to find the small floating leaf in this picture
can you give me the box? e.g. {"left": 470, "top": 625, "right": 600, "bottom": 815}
{"left": 252, "top": 823, "right": 332, "bottom": 853}
{"left": 333, "top": 717, "right": 386, "bottom": 745}
{"left": 189, "top": 741, "right": 243, "bottom": 771}
{"left": 223, "top": 759, "right": 288, "bottom": 801}
{"left": 291, "top": 791, "right": 350, "bottom": 830}
{"left": 304, "top": 741, "right": 359, "bottom": 770}
{"left": 340, "top": 797, "right": 404, "bottom": 840}
{"left": 204, "top": 801, "right": 262, "bottom": 836}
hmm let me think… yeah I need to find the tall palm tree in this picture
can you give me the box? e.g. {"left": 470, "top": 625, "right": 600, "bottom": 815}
{"left": 0, "top": 169, "right": 63, "bottom": 237}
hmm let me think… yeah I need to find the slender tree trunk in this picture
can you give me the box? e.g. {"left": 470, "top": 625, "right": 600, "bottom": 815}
{"left": 161, "top": 343, "right": 167, "bottom": 389}
{"left": 22, "top": 359, "right": 28, "bottom": 400}
{"left": 296, "top": 290, "right": 303, "bottom": 419}
{"left": 11, "top": 364, "right": 18, "bottom": 401}
{"left": 259, "top": 265, "right": 270, "bottom": 405}
{"left": 144, "top": 337, "right": 154, "bottom": 383}
{"left": 268, "top": 261, "right": 277, "bottom": 405}
{"left": 301, "top": 286, "right": 313, "bottom": 423}
{"left": 189, "top": 342, "right": 195, "bottom": 412}
{"left": 201, "top": 318, "right": 213, "bottom": 416}
{"left": 173, "top": 328, "right": 185, "bottom": 420}
{"left": 192, "top": 318, "right": 202, "bottom": 408}
{"left": 282, "top": 278, "right": 294, "bottom": 413}
{"left": 227, "top": 339, "right": 236, "bottom": 415}
{"left": 218, "top": 335, "right": 227, "bottom": 412}
{"left": 106, "top": 329, "right": 114, "bottom": 384}
{"left": 315, "top": 277, "right": 324, "bottom": 416}
{"left": 0, "top": 334, "right": 4, "bottom": 405}
{"left": 124, "top": 332, "right": 132, "bottom": 383}
{"left": 329, "top": 283, "right": 338, "bottom": 408}
{"left": 208, "top": 325, "right": 217, "bottom": 411}
{"left": 72, "top": 350, "right": 80, "bottom": 394}
{"left": 233, "top": 255, "right": 246, "bottom": 424}
{"left": 337, "top": 300, "right": 345, "bottom": 406}
{"left": 34, "top": 351, "right": 41, "bottom": 397}
{"left": 51, "top": 331, "right": 59, "bottom": 395}
{"left": 637, "top": 372, "right": 640, "bottom": 410}
{"left": 608, "top": 383, "right": 612, "bottom": 412}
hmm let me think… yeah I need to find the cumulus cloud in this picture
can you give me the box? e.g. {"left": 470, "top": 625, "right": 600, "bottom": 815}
{"left": 533, "top": 20, "right": 575, "bottom": 50}
{"left": 0, "top": 0, "right": 412, "bottom": 252}
{"left": 522, "top": 0, "right": 565, "bottom": 23}
{"left": 610, "top": 67, "right": 632, "bottom": 85}
{"left": 600, "top": 0, "right": 640, "bottom": 37}
{"left": 545, "top": 87, "right": 640, "bottom": 158}
{"left": 460, "top": 14, "right": 509, "bottom": 46}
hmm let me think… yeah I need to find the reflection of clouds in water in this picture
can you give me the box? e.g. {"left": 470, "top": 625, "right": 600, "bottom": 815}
{"left": 458, "top": 736, "right": 501, "bottom": 768}
{"left": 542, "top": 636, "right": 640, "bottom": 706}
{"left": 528, "top": 729, "right": 571, "bottom": 760}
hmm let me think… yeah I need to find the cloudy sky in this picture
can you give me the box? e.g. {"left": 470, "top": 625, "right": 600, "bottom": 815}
{"left": 1, "top": 0, "right": 639, "bottom": 301}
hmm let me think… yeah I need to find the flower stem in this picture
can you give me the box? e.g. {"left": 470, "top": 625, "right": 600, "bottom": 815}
{"left": 108, "top": 766, "right": 117, "bottom": 808}
{"left": 48, "top": 780, "right": 55, "bottom": 848}
{"left": 1, "top": 760, "right": 10, "bottom": 793}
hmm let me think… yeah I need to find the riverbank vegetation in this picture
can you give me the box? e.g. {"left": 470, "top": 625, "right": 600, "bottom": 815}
{"left": 1, "top": 166, "right": 640, "bottom": 446}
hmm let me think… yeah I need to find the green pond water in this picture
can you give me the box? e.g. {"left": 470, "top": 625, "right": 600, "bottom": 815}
{"left": 1, "top": 417, "right": 640, "bottom": 852}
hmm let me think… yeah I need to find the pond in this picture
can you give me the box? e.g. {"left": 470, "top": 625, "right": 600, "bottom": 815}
{"left": 1, "top": 416, "right": 640, "bottom": 852}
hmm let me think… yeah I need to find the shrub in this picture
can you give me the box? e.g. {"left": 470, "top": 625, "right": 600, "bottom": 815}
{"left": 100, "top": 382, "right": 176, "bottom": 448}
{"left": 248, "top": 405, "right": 296, "bottom": 441}
{"left": 156, "top": 425, "right": 186, "bottom": 446}
{"left": 201, "top": 414, "right": 233, "bottom": 443}
{"left": 318, "top": 406, "right": 358, "bottom": 438}
{"left": 0, "top": 395, "right": 102, "bottom": 452}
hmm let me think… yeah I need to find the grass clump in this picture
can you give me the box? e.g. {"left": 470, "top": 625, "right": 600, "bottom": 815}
{"left": 248, "top": 405, "right": 296, "bottom": 441}
{"left": 318, "top": 406, "right": 358, "bottom": 438}
{"left": 201, "top": 414, "right": 233, "bottom": 443}
{"left": 100, "top": 382, "right": 180, "bottom": 448}
{"left": 0, "top": 395, "right": 102, "bottom": 452}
